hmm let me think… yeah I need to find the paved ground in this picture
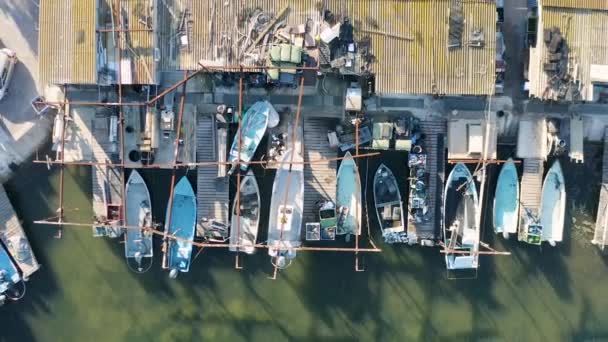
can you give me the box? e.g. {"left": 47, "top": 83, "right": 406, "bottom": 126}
{"left": 0, "top": 0, "right": 51, "bottom": 180}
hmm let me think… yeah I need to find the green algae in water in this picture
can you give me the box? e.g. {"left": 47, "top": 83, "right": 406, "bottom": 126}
{"left": 2, "top": 147, "right": 608, "bottom": 341}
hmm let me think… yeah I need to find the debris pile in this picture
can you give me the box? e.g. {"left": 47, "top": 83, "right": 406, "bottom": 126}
{"left": 541, "top": 27, "right": 580, "bottom": 101}
{"left": 204, "top": 6, "right": 375, "bottom": 86}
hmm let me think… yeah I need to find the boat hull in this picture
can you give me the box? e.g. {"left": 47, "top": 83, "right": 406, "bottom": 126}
{"left": 336, "top": 152, "right": 361, "bottom": 236}
{"left": 228, "top": 101, "right": 276, "bottom": 169}
{"left": 267, "top": 150, "right": 304, "bottom": 267}
{"left": 124, "top": 170, "right": 153, "bottom": 260}
{"left": 230, "top": 171, "right": 260, "bottom": 254}
{"left": 540, "top": 160, "right": 566, "bottom": 245}
{"left": 373, "top": 164, "right": 405, "bottom": 241}
{"left": 443, "top": 163, "right": 480, "bottom": 270}
{"left": 0, "top": 246, "right": 20, "bottom": 294}
{"left": 493, "top": 159, "right": 519, "bottom": 238}
{"left": 165, "top": 177, "right": 197, "bottom": 273}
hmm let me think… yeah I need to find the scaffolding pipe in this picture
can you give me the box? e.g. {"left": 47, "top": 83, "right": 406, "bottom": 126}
{"left": 35, "top": 152, "right": 380, "bottom": 168}
{"left": 33, "top": 219, "right": 382, "bottom": 252}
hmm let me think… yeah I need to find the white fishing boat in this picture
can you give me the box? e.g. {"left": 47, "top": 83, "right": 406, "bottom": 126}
{"left": 493, "top": 158, "right": 520, "bottom": 239}
{"left": 124, "top": 170, "right": 154, "bottom": 273}
{"left": 336, "top": 152, "right": 361, "bottom": 239}
{"left": 229, "top": 170, "right": 260, "bottom": 254}
{"left": 164, "top": 177, "right": 197, "bottom": 278}
{"left": 228, "top": 101, "right": 278, "bottom": 172}
{"left": 540, "top": 160, "right": 566, "bottom": 246}
{"left": 443, "top": 163, "right": 480, "bottom": 270}
{"left": 373, "top": 164, "right": 407, "bottom": 243}
{"left": 267, "top": 150, "right": 304, "bottom": 269}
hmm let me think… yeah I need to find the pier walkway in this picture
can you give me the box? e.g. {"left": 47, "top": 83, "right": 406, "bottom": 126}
{"left": 90, "top": 112, "right": 122, "bottom": 237}
{"left": 196, "top": 115, "right": 229, "bottom": 239}
{"left": 408, "top": 119, "right": 446, "bottom": 241}
{"left": 0, "top": 186, "right": 39, "bottom": 278}
{"left": 518, "top": 158, "right": 544, "bottom": 240}
{"left": 593, "top": 128, "right": 608, "bottom": 249}
{"left": 302, "top": 118, "right": 337, "bottom": 224}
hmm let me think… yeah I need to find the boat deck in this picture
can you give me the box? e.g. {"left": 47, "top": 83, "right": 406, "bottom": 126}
{"left": 408, "top": 119, "right": 446, "bottom": 240}
{"left": 593, "top": 128, "right": 608, "bottom": 248}
{"left": 302, "top": 118, "right": 337, "bottom": 224}
{"left": 0, "top": 185, "right": 39, "bottom": 278}
{"left": 265, "top": 111, "right": 303, "bottom": 169}
{"left": 196, "top": 115, "right": 229, "bottom": 237}
{"left": 518, "top": 158, "right": 544, "bottom": 239}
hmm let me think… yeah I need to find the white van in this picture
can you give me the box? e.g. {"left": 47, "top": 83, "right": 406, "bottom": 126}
{"left": 0, "top": 48, "right": 17, "bottom": 101}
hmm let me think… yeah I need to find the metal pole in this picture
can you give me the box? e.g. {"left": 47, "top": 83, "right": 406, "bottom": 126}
{"left": 271, "top": 76, "right": 305, "bottom": 279}
{"left": 34, "top": 219, "right": 383, "bottom": 252}
{"left": 162, "top": 71, "right": 189, "bottom": 269}
{"left": 234, "top": 68, "right": 244, "bottom": 270}
{"left": 33, "top": 152, "right": 381, "bottom": 169}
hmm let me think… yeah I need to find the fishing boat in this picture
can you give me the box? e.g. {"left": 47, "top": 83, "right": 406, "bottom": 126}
{"left": 124, "top": 170, "right": 153, "bottom": 273}
{"left": 229, "top": 170, "right": 260, "bottom": 254}
{"left": 164, "top": 176, "right": 197, "bottom": 278}
{"left": 336, "top": 152, "right": 361, "bottom": 239}
{"left": 228, "top": 101, "right": 278, "bottom": 173}
{"left": 540, "top": 160, "right": 566, "bottom": 246}
{"left": 0, "top": 245, "right": 23, "bottom": 303}
{"left": 373, "top": 164, "right": 407, "bottom": 243}
{"left": 493, "top": 158, "right": 520, "bottom": 239}
{"left": 268, "top": 150, "right": 304, "bottom": 269}
{"left": 443, "top": 163, "right": 480, "bottom": 270}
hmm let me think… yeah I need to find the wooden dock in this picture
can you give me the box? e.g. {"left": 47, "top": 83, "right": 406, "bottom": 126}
{"left": 0, "top": 185, "right": 39, "bottom": 278}
{"left": 302, "top": 118, "right": 337, "bottom": 224}
{"left": 90, "top": 113, "right": 122, "bottom": 237}
{"left": 196, "top": 115, "right": 229, "bottom": 238}
{"left": 408, "top": 119, "right": 446, "bottom": 241}
{"left": 518, "top": 158, "right": 544, "bottom": 239}
{"left": 593, "top": 128, "right": 608, "bottom": 249}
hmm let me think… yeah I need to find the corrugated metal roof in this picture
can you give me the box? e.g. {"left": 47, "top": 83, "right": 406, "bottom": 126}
{"left": 326, "top": 0, "right": 496, "bottom": 95}
{"left": 158, "top": 0, "right": 322, "bottom": 71}
{"left": 158, "top": 0, "right": 495, "bottom": 95}
{"left": 542, "top": 0, "right": 608, "bottom": 11}
{"left": 121, "top": 0, "right": 156, "bottom": 84}
{"left": 39, "top": 0, "right": 97, "bottom": 85}
{"left": 529, "top": 6, "right": 608, "bottom": 100}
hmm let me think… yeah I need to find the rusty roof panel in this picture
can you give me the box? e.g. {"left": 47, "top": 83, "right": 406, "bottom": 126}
{"left": 39, "top": 0, "right": 97, "bottom": 85}
{"left": 159, "top": 0, "right": 495, "bottom": 95}
{"left": 121, "top": 0, "right": 156, "bottom": 84}
{"left": 325, "top": 0, "right": 496, "bottom": 95}
{"left": 528, "top": 6, "right": 608, "bottom": 101}
{"left": 542, "top": 0, "right": 608, "bottom": 11}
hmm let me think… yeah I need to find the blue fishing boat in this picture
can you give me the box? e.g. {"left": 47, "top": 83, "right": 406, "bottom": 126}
{"left": 373, "top": 164, "right": 407, "bottom": 243}
{"left": 540, "top": 160, "right": 566, "bottom": 246}
{"left": 443, "top": 163, "right": 480, "bottom": 270}
{"left": 0, "top": 245, "right": 22, "bottom": 303}
{"left": 268, "top": 150, "right": 304, "bottom": 269}
{"left": 230, "top": 170, "right": 260, "bottom": 254}
{"left": 228, "top": 101, "right": 278, "bottom": 172}
{"left": 336, "top": 152, "right": 361, "bottom": 238}
{"left": 164, "top": 176, "right": 197, "bottom": 278}
{"left": 493, "top": 158, "right": 520, "bottom": 239}
{"left": 124, "top": 170, "right": 153, "bottom": 273}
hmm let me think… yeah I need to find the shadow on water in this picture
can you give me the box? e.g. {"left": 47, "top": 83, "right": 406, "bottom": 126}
{"left": 0, "top": 150, "right": 62, "bottom": 341}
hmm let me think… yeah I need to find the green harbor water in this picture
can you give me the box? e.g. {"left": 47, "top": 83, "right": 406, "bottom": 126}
{"left": 1, "top": 144, "right": 608, "bottom": 341}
